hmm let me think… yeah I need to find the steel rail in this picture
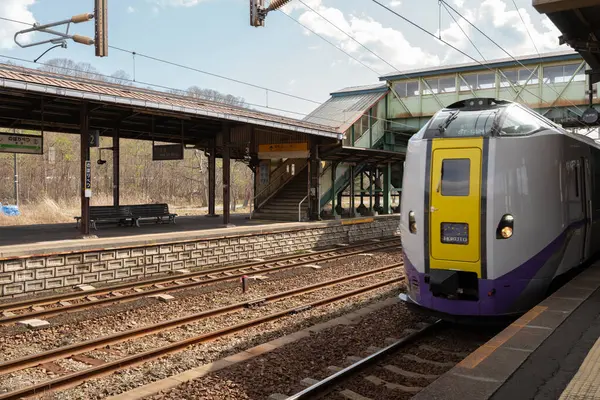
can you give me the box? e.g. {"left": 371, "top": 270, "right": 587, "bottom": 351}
{"left": 286, "top": 319, "right": 444, "bottom": 399}
{"left": 0, "top": 263, "right": 404, "bottom": 375}
{"left": 0, "top": 239, "right": 401, "bottom": 324}
{"left": 0, "top": 277, "right": 403, "bottom": 400}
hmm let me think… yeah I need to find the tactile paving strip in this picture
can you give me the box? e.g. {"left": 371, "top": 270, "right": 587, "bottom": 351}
{"left": 560, "top": 337, "right": 600, "bottom": 399}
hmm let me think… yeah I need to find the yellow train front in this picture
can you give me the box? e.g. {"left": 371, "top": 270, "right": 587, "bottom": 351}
{"left": 399, "top": 98, "right": 599, "bottom": 320}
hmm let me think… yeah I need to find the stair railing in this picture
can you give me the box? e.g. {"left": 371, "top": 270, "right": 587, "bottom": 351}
{"left": 298, "top": 195, "right": 308, "bottom": 222}
{"left": 250, "top": 158, "right": 308, "bottom": 219}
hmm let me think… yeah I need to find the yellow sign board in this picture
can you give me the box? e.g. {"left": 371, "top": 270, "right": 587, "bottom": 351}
{"left": 258, "top": 143, "right": 308, "bottom": 153}
{"left": 342, "top": 217, "right": 374, "bottom": 225}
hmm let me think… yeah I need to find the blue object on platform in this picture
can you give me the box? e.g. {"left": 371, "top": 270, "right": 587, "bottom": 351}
{"left": 1, "top": 204, "right": 20, "bottom": 216}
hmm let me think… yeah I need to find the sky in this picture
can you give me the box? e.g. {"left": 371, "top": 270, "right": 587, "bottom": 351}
{"left": 0, "top": 0, "right": 568, "bottom": 119}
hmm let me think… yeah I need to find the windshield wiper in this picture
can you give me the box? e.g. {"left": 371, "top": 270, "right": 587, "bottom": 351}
{"left": 438, "top": 111, "right": 459, "bottom": 135}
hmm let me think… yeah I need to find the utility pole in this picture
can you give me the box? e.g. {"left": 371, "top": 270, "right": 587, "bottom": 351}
{"left": 250, "top": 0, "right": 293, "bottom": 27}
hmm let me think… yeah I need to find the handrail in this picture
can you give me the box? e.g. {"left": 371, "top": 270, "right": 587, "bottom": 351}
{"left": 298, "top": 195, "right": 308, "bottom": 222}
{"left": 250, "top": 158, "right": 308, "bottom": 218}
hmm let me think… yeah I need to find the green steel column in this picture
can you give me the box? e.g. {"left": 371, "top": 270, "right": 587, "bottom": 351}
{"left": 383, "top": 162, "right": 391, "bottom": 214}
{"left": 369, "top": 168, "right": 373, "bottom": 212}
{"left": 349, "top": 165, "right": 355, "bottom": 217}
{"left": 331, "top": 162, "right": 337, "bottom": 217}
{"left": 360, "top": 172, "right": 364, "bottom": 206}
{"left": 351, "top": 124, "right": 355, "bottom": 145}
{"left": 369, "top": 108, "right": 373, "bottom": 148}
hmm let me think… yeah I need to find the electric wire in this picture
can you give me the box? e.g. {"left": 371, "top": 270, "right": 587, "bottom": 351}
{"left": 0, "top": 53, "right": 413, "bottom": 132}
{"left": 371, "top": 0, "right": 596, "bottom": 133}
{"left": 511, "top": 0, "right": 541, "bottom": 57}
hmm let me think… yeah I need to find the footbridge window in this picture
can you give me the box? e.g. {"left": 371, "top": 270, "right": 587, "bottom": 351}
{"left": 543, "top": 63, "right": 585, "bottom": 84}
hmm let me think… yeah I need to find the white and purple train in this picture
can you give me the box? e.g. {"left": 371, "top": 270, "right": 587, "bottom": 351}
{"left": 399, "top": 98, "right": 600, "bottom": 319}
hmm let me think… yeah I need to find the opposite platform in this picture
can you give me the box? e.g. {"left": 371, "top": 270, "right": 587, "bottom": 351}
{"left": 413, "top": 262, "right": 600, "bottom": 400}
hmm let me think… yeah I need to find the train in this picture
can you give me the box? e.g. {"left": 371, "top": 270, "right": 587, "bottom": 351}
{"left": 398, "top": 97, "right": 600, "bottom": 320}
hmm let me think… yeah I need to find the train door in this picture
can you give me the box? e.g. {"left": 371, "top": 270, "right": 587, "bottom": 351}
{"left": 580, "top": 157, "right": 592, "bottom": 261}
{"left": 429, "top": 139, "right": 482, "bottom": 277}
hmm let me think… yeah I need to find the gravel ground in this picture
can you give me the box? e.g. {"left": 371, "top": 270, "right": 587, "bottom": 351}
{"left": 327, "top": 324, "right": 502, "bottom": 400}
{"left": 0, "top": 248, "right": 402, "bottom": 362}
{"left": 1, "top": 267, "right": 402, "bottom": 394}
{"left": 146, "top": 301, "right": 435, "bottom": 400}
{"left": 30, "top": 283, "right": 406, "bottom": 400}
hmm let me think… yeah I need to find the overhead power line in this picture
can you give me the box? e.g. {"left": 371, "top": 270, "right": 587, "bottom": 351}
{"left": 511, "top": 0, "right": 541, "bottom": 57}
{"left": 371, "top": 0, "right": 596, "bottom": 132}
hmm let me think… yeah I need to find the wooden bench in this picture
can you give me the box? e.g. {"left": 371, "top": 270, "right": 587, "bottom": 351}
{"left": 129, "top": 203, "right": 177, "bottom": 226}
{"left": 74, "top": 206, "right": 134, "bottom": 230}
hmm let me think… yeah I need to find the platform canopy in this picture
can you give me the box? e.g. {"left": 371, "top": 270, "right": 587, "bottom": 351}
{"left": 533, "top": 0, "right": 600, "bottom": 82}
{"left": 319, "top": 145, "right": 405, "bottom": 165}
{"left": 0, "top": 63, "right": 342, "bottom": 157}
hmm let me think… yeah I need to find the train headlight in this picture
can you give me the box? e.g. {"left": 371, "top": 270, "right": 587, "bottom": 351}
{"left": 496, "top": 214, "right": 514, "bottom": 239}
{"left": 409, "top": 211, "right": 417, "bottom": 234}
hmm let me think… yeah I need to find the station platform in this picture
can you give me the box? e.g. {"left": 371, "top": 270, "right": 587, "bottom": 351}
{"left": 413, "top": 262, "right": 600, "bottom": 400}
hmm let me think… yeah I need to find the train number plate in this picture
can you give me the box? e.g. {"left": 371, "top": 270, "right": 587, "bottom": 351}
{"left": 441, "top": 223, "right": 469, "bottom": 245}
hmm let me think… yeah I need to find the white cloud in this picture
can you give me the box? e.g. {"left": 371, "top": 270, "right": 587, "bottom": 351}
{"left": 289, "top": 79, "right": 296, "bottom": 86}
{"left": 127, "top": 6, "right": 135, "bottom": 13}
{"left": 438, "top": 0, "right": 564, "bottom": 64}
{"left": 151, "top": 0, "right": 205, "bottom": 7}
{"left": 453, "top": 0, "right": 465, "bottom": 7}
{"left": 0, "top": 0, "right": 36, "bottom": 50}
{"left": 388, "top": 0, "right": 402, "bottom": 8}
{"left": 283, "top": 0, "right": 440, "bottom": 74}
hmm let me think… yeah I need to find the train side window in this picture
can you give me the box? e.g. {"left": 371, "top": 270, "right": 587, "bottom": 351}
{"left": 441, "top": 159, "right": 470, "bottom": 196}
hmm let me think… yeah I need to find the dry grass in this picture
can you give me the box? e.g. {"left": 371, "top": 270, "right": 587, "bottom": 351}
{"left": 0, "top": 196, "right": 251, "bottom": 226}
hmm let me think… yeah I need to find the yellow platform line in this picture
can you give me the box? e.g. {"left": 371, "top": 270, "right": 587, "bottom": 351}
{"left": 458, "top": 305, "right": 548, "bottom": 369}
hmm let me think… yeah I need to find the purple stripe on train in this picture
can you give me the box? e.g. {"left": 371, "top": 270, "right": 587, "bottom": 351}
{"left": 402, "top": 220, "right": 585, "bottom": 316}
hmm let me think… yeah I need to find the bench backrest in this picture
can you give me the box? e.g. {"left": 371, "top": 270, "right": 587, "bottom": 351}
{"left": 129, "top": 203, "right": 170, "bottom": 216}
{"left": 89, "top": 206, "right": 131, "bottom": 218}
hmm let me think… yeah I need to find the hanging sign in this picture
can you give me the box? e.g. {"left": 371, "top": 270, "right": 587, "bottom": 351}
{"left": 258, "top": 142, "right": 308, "bottom": 159}
{"left": 153, "top": 144, "right": 184, "bottom": 160}
{"left": 0, "top": 133, "right": 43, "bottom": 155}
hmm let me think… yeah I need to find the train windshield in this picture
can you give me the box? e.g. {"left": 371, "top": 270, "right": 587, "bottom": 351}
{"left": 424, "top": 109, "right": 499, "bottom": 138}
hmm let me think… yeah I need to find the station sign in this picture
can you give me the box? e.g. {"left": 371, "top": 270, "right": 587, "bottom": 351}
{"left": 0, "top": 132, "right": 43, "bottom": 155}
{"left": 85, "top": 160, "right": 92, "bottom": 198}
{"left": 258, "top": 142, "right": 308, "bottom": 159}
{"left": 153, "top": 144, "right": 184, "bottom": 161}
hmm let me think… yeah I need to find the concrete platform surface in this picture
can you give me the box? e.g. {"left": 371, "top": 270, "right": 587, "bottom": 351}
{"left": 413, "top": 263, "right": 600, "bottom": 400}
{"left": 0, "top": 215, "right": 390, "bottom": 259}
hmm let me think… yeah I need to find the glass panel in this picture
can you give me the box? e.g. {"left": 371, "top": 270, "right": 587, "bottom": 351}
{"left": 543, "top": 65, "right": 563, "bottom": 84}
{"left": 439, "top": 77, "right": 456, "bottom": 93}
{"left": 518, "top": 68, "right": 538, "bottom": 85}
{"left": 435, "top": 110, "right": 498, "bottom": 137}
{"left": 394, "top": 82, "right": 407, "bottom": 97}
{"left": 424, "top": 79, "right": 439, "bottom": 94}
{"left": 477, "top": 73, "right": 496, "bottom": 89}
{"left": 460, "top": 74, "right": 477, "bottom": 91}
{"left": 406, "top": 81, "right": 419, "bottom": 96}
{"left": 564, "top": 63, "right": 586, "bottom": 82}
{"left": 501, "top": 70, "right": 517, "bottom": 88}
{"left": 441, "top": 159, "right": 470, "bottom": 196}
{"left": 499, "top": 105, "right": 542, "bottom": 136}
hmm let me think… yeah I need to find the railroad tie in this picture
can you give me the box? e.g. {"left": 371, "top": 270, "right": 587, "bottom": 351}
{"left": 339, "top": 389, "right": 373, "bottom": 400}
{"left": 402, "top": 354, "right": 456, "bottom": 368}
{"left": 383, "top": 364, "right": 438, "bottom": 380}
{"left": 364, "top": 375, "right": 422, "bottom": 393}
{"left": 327, "top": 365, "right": 343, "bottom": 373}
{"left": 300, "top": 378, "right": 319, "bottom": 387}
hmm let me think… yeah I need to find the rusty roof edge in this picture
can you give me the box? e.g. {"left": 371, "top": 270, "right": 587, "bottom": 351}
{"left": 0, "top": 76, "right": 343, "bottom": 140}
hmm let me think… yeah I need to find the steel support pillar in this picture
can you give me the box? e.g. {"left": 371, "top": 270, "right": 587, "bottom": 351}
{"left": 349, "top": 165, "right": 355, "bottom": 217}
{"left": 309, "top": 140, "right": 320, "bottom": 220}
{"left": 369, "top": 168, "right": 373, "bottom": 212}
{"left": 113, "top": 128, "right": 120, "bottom": 207}
{"left": 383, "top": 163, "right": 391, "bottom": 214}
{"left": 222, "top": 126, "right": 231, "bottom": 226}
{"left": 360, "top": 172, "right": 364, "bottom": 207}
{"left": 374, "top": 168, "right": 381, "bottom": 211}
{"left": 331, "top": 162, "right": 337, "bottom": 217}
{"left": 80, "top": 103, "right": 90, "bottom": 236}
{"left": 206, "top": 141, "right": 218, "bottom": 217}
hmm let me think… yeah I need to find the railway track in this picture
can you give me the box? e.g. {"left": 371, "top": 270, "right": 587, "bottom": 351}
{"left": 284, "top": 320, "right": 497, "bottom": 400}
{"left": 0, "top": 264, "right": 404, "bottom": 400}
{"left": 0, "top": 238, "right": 400, "bottom": 325}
